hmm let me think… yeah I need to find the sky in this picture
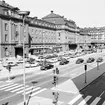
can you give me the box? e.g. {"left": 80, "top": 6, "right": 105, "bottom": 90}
{"left": 7, "top": 0, "right": 105, "bottom": 28}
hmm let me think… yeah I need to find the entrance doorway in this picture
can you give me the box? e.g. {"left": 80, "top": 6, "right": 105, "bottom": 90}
{"left": 15, "top": 48, "right": 23, "bottom": 57}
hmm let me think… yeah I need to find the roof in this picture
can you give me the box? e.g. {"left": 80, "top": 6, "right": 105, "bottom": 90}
{"left": 42, "top": 11, "right": 62, "bottom": 19}
{"left": 0, "top": 0, "right": 19, "bottom": 10}
{"left": 42, "top": 11, "right": 76, "bottom": 28}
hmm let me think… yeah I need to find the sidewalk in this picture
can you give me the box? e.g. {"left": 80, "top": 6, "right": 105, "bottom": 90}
{"left": 0, "top": 66, "right": 40, "bottom": 81}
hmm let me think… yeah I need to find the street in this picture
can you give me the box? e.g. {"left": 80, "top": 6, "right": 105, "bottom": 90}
{"left": 0, "top": 52, "right": 105, "bottom": 105}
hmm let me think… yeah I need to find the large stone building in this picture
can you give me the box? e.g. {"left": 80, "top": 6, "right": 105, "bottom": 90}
{"left": 2, "top": 1, "right": 104, "bottom": 59}
{"left": 42, "top": 11, "right": 79, "bottom": 51}
{"left": 0, "top": 1, "right": 81, "bottom": 59}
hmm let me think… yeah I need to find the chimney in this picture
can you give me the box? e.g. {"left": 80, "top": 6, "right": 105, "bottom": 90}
{"left": 51, "top": 10, "right": 53, "bottom": 13}
{"left": 33, "top": 16, "right": 37, "bottom": 19}
{"left": 2, "top": 0, "right": 5, "bottom": 3}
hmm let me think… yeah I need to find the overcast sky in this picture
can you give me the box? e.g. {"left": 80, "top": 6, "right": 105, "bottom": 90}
{"left": 7, "top": 0, "right": 105, "bottom": 28}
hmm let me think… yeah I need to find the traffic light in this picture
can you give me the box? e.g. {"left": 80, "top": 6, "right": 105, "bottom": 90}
{"left": 52, "top": 92, "right": 59, "bottom": 104}
{"left": 84, "top": 64, "right": 87, "bottom": 71}
{"left": 53, "top": 69, "right": 56, "bottom": 74}
{"left": 7, "top": 65, "right": 11, "bottom": 73}
{"left": 52, "top": 76, "right": 58, "bottom": 85}
{"left": 53, "top": 68, "right": 59, "bottom": 74}
{"left": 56, "top": 68, "right": 59, "bottom": 74}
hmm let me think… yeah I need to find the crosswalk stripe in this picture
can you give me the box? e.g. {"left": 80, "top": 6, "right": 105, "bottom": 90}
{"left": 0, "top": 82, "right": 13, "bottom": 88}
{"left": 78, "top": 96, "right": 92, "bottom": 105}
{"left": 31, "top": 88, "right": 47, "bottom": 97}
{"left": 25, "top": 87, "right": 41, "bottom": 95}
{"left": 0, "top": 84, "right": 18, "bottom": 90}
{"left": 5, "top": 84, "right": 23, "bottom": 91}
{"left": 90, "top": 97, "right": 101, "bottom": 105}
{"left": 102, "top": 101, "right": 105, "bottom": 105}
{"left": 16, "top": 86, "right": 32, "bottom": 94}
{"left": 68, "top": 94, "right": 82, "bottom": 105}
{"left": 11, "top": 85, "right": 28, "bottom": 92}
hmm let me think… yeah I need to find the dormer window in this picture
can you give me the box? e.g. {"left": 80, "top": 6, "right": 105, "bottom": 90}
{"left": 8, "top": 10, "right": 11, "bottom": 15}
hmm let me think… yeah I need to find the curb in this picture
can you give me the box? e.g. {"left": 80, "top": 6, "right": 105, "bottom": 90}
{"left": 0, "top": 71, "right": 34, "bottom": 81}
{"left": 79, "top": 67, "right": 105, "bottom": 92}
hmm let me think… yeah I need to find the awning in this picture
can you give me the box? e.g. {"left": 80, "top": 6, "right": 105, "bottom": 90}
{"left": 29, "top": 47, "right": 51, "bottom": 50}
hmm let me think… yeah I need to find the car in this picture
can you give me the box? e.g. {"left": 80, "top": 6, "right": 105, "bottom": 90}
{"left": 47, "top": 58, "right": 58, "bottom": 63}
{"left": 8, "top": 61, "right": 18, "bottom": 67}
{"left": 25, "top": 62, "right": 31, "bottom": 68}
{"left": 38, "top": 60, "right": 50, "bottom": 66}
{"left": 96, "top": 57, "right": 103, "bottom": 63}
{"left": 57, "top": 56, "right": 64, "bottom": 61}
{"left": 76, "top": 58, "right": 84, "bottom": 64}
{"left": 40, "top": 63, "right": 54, "bottom": 70}
{"left": 87, "top": 57, "right": 95, "bottom": 63}
{"left": 27, "top": 58, "right": 35, "bottom": 64}
{"left": 30, "top": 62, "right": 38, "bottom": 67}
{"left": 59, "top": 58, "right": 69, "bottom": 65}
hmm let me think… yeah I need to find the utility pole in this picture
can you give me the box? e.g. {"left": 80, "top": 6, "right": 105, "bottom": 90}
{"left": 84, "top": 63, "right": 87, "bottom": 84}
{"left": 96, "top": 61, "right": 99, "bottom": 70}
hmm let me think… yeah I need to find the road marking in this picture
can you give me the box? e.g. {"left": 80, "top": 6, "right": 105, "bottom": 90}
{"left": 24, "top": 87, "right": 41, "bottom": 95}
{"left": 68, "top": 94, "right": 82, "bottom": 104}
{"left": 0, "top": 82, "right": 13, "bottom": 88}
{"left": 0, "top": 84, "right": 18, "bottom": 90}
{"left": 90, "top": 97, "right": 101, "bottom": 105}
{"left": 99, "top": 91, "right": 105, "bottom": 97}
{"left": 16, "top": 86, "right": 32, "bottom": 94}
{"left": 31, "top": 88, "right": 47, "bottom": 97}
{"left": 11, "top": 85, "right": 28, "bottom": 92}
{"left": 78, "top": 95, "right": 92, "bottom": 105}
{"left": 5, "top": 84, "right": 23, "bottom": 91}
{"left": 102, "top": 101, "right": 105, "bottom": 105}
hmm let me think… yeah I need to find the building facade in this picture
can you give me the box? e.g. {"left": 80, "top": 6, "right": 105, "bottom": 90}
{"left": 2, "top": 1, "right": 104, "bottom": 59}
{"left": 42, "top": 11, "right": 78, "bottom": 51}
{"left": 0, "top": 1, "right": 80, "bottom": 59}
{"left": 80, "top": 27, "right": 105, "bottom": 49}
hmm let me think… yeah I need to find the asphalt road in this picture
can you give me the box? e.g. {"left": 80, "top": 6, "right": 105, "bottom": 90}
{"left": 0, "top": 52, "right": 105, "bottom": 105}
{"left": 73, "top": 73, "right": 105, "bottom": 105}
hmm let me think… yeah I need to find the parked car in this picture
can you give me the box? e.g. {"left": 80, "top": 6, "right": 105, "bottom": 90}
{"left": 76, "top": 58, "right": 84, "bottom": 64}
{"left": 96, "top": 57, "right": 103, "bottom": 63}
{"left": 45, "top": 54, "right": 58, "bottom": 59}
{"left": 40, "top": 63, "right": 54, "bottom": 70}
{"left": 59, "top": 58, "right": 69, "bottom": 65}
{"left": 38, "top": 60, "right": 51, "bottom": 66}
{"left": 47, "top": 58, "right": 58, "bottom": 63}
{"left": 25, "top": 62, "right": 31, "bottom": 68}
{"left": 87, "top": 57, "right": 95, "bottom": 63}
{"left": 30, "top": 62, "right": 38, "bottom": 67}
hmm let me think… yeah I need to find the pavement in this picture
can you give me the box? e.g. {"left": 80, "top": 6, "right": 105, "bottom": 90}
{"left": 1, "top": 50, "right": 105, "bottom": 105}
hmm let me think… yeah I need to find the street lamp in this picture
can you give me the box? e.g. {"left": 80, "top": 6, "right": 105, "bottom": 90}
{"left": 18, "top": 11, "right": 30, "bottom": 105}
{"left": 84, "top": 62, "right": 87, "bottom": 84}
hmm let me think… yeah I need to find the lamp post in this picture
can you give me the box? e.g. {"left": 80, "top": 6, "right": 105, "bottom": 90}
{"left": 84, "top": 62, "right": 87, "bottom": 84}
{"left": 18, "top": 11, "right": 30, "bottom": 105}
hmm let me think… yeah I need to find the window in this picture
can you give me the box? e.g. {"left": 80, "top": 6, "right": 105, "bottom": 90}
{"left": 5, "top": 48, "right": 9, "bottom": 57}
{"left": 15, "top": 31, "right": 19, "bottom": 42}
{"left": 5, "top": 23, "right": 8, "bottom": 31}
{"left": 5, "top": 34, "right": 8, "bottom": 42}
{"left": 59, "top": 32, "right": 60, "bottom": 36}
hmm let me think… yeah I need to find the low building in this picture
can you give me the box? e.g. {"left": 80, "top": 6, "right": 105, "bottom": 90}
{"left": 80, "top": 27, "right": 105, "bottom": 50}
